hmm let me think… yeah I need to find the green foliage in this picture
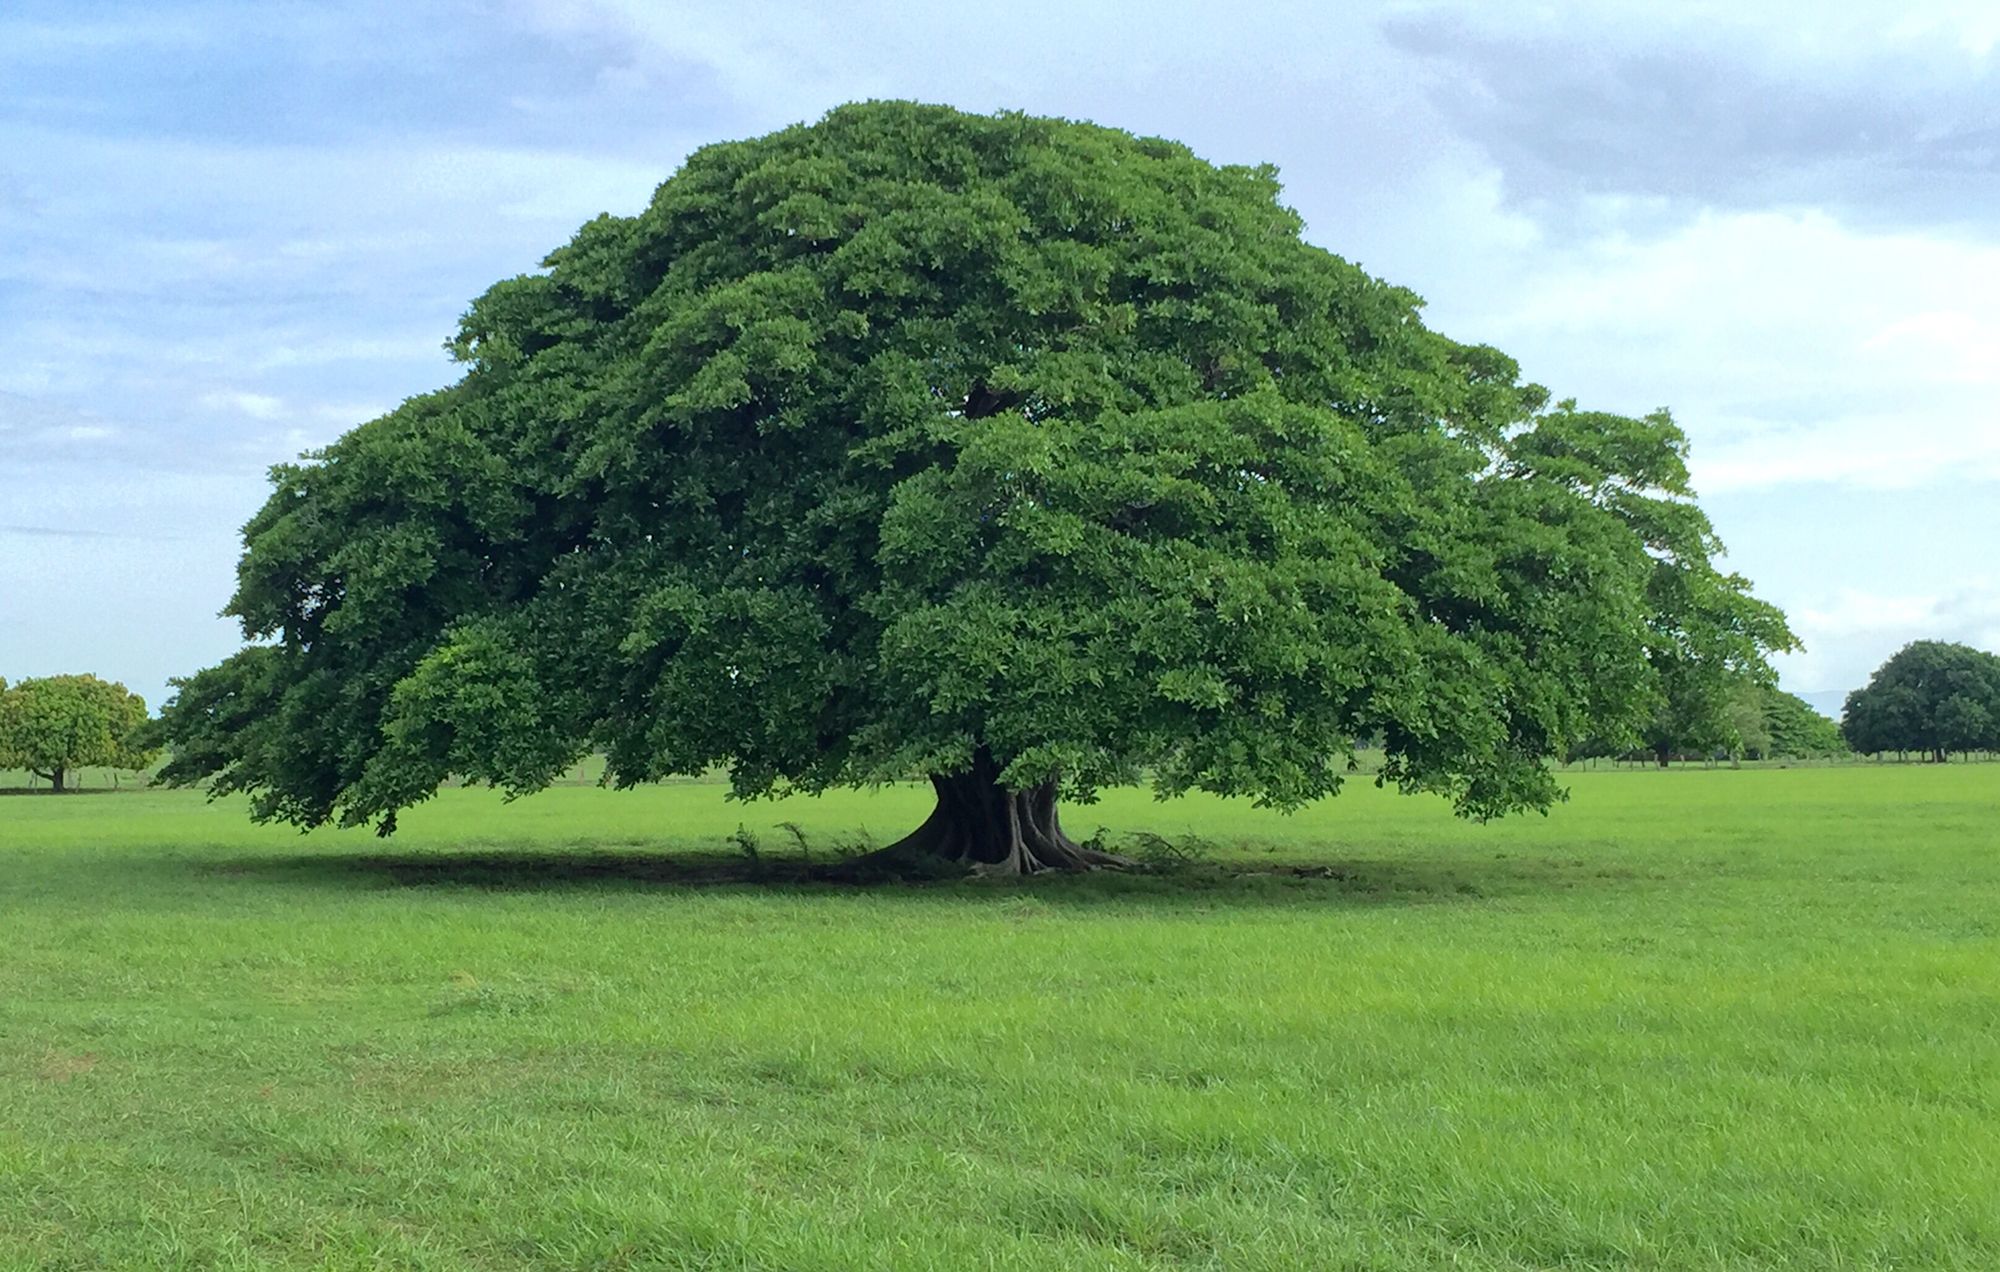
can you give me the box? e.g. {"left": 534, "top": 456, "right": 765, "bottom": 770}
{"left": 1843, "top": 640, "right": 2000, "bottom": 759}
{"left": 156, "top": 102, "right": 1792, "bottom": 832}
{"left": 1762, "top": 687, "right": 1848, "bottom": 759}
{"left": 1631, "top": 532, "right": 1796, "bottom": 764}
{"left": 0, "top": 674, "right": 155, "bottom": 786}
{"left": 1576, "top": 679, "right": 1838, "bottom": 765}
{"left": 1720, "top": 679, "right": 1773, "bottom": 761}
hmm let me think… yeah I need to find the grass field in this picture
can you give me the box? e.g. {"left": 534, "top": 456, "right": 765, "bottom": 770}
{"left": 3, "top": 766, "right": 1997, "bottom": 1269}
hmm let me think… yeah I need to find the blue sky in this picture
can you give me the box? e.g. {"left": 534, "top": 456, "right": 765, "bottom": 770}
{"left": 4, "top": 0, "right": 1997, "bottom": 715}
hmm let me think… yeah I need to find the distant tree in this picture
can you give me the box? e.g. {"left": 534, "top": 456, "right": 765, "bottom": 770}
{"left": 1720, "top": 680, "right": 1773, "bottom": 762}
{"left": 1762, "top": 688, "right": 1848, "bottom": 759}
{"left": 1842, "top": 641, "right": 2000, "bottom": 762}
{"left": 154, "top": 102, "right": 1796, "bottom": 871}
{"left": 1637, "top": 671, "right": 1766, "bottom": 767}
{"left": 1633, "top": 529, "right": 1796, "bottom": 766}
{"left": 1582, "top": 680, "right": 1835, "bottom": 766}
{"left": 0, "top": 674, "right": 156, "bottom": 792}
{"left": 1935, "top": 693, "right": 1994, "bottom": 758}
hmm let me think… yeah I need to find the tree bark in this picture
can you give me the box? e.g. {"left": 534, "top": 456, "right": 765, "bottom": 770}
{"left": 31, "top": 767, "right": 66, "bottom": 793}
{"left": 1655, "top": 743, "right": 1672, "bottom": 768}
{"left": 850, "top": 750, "right": 1130, "bottom": 876}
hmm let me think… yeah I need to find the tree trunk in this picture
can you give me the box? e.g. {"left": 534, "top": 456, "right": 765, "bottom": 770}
{"left": 855, "top": 750, "right": 1130, "bottom": 876}
{"left": 32, "top": 767, "right": 66, "bottom": 793}
{"left": 1655, "top": 743, "right": 1672, "bottom": 768}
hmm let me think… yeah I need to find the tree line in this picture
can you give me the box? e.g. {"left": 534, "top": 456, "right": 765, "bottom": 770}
{"left": 1567, "top": 641, "right": 2000, "bottom": 766}
{"left": 1569, "top": 680, "right": 1845, "bottom": 767}
{"left": 4, "top": 639, "right": 1992, "bottom": 800}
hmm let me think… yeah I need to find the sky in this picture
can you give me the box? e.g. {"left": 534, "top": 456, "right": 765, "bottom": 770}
{"left": 3, "top": 0, "right": 1997, "bottom": 717}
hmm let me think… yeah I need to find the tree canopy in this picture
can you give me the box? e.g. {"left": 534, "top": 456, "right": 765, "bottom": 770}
{"left": 0, "top": 674, "right": 155, "bottom": 792}
{"left": 1843, "top": 641, "right": 2000, "bottom": 761}
{"left": 155, "top": 102, "right": 1794, "bottom": 870}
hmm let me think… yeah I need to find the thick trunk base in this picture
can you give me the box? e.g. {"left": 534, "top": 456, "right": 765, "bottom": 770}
{"left": 844, "top": 753, "right": 1129, "bottom": 877}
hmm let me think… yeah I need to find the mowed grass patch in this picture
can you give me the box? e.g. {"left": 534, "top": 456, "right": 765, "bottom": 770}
{"left": 2, "top": 766, "right": 1997, "bottom": 1269}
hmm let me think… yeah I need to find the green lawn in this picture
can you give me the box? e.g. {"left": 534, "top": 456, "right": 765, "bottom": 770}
{"left": 3, "top": 767, "right": 1997, "bottom": 1269}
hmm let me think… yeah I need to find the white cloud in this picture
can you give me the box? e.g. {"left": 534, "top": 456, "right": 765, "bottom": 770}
{"left": 1797, "top": 588, "right": 1959, "bottom": 639}
{"left": 1888, "top": 2, "right": 2000, "bottom": 55}
{"left": 0, "top": 393, "right": 124, "bottom": 455}
{"left": 199, "top": 389, "right": 286, "bottom": 420}
{"left": 0, "top": 117, "right": 680, "bottom": 460}
{"left": 1861, "top": 311, "right": 2000, "bottom": 385}
{"left": 1695, "top": 411, "right": 2000, "bottom": 491}
{"left": 0, "top": 10, "right": 219, "bottom": 56}
{"left": 1444, "top": 207, "right": 2000, "bottom": 491}
{"left": 188, "top": 390, "right": 389, "bottom": 463}
{"left": 1771, "top": 582, "right": 2000, "bottom": 694}
{"left": 1384, "top": 0, "right": 1998, "bottom": 68}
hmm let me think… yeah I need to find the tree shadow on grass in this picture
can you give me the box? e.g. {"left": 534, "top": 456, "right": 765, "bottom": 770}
{"left": 0, "top": 787, "right": 125, "bottom": 797}
{"left": 193, "top": 844, "right": 1657, "bottom": 910}
{"left": 210, "top": 848, "right": 797, "bottom": 891}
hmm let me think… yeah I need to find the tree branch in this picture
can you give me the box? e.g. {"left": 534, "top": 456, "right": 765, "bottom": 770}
{"left": 963, "top": 380, "right": 1025, "bottom": 420}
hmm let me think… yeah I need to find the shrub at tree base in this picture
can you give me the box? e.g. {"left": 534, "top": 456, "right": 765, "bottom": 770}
{"left": 0, "top": 674, "right": 155, "bottom": 792}
{"left": 154, "top": 102, "right": 1794, "bottom": 872}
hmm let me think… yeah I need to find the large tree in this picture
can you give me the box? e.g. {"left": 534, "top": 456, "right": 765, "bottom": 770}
{"left": 0, "top": 674, "right": 155, "bottom": 792}
{"left": 1843, "top": 641, "right": 2000, "bottom": 762}
{"left": 155, "top": 103, "right": 1793, "bottom": 871}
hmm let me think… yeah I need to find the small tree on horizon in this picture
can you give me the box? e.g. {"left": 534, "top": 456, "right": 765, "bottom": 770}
{"left": 153, "top": 102, "right": 1794, "bottom": 871}
{"left": 0, "top": 674, "right": 156, "bottom": 792}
